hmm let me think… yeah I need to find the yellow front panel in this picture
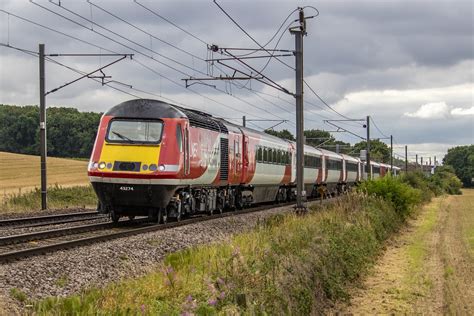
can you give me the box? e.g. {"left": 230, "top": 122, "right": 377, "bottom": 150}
{"left": 98, "top": 143, "right": 160, "bottom": 174}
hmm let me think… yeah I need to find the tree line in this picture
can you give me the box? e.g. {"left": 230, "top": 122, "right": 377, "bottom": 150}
{"left": 0, "top": 104, "right": 101, "bottom": 158}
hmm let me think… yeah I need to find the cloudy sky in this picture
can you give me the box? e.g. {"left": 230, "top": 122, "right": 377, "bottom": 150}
{"left": 0, "top": 0, "right": 472, "bottom": 162}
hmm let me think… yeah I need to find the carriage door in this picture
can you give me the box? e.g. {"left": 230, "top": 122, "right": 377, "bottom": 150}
{"left": 184, "top": 127, "right": 190, "bottom": 175}
{"left": 241, "top": 135, "right": 249, "bottom": 183}
{"left": 234, "top": 137, "right": 241, "bottom": 181}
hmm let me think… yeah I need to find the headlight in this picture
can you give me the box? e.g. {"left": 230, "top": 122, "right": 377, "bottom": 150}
{"left": 93, "top": 162, "right": 98, "bottom": 169}
{"left": 158, "top": 164, "right": 166, "bottom": 171}
{"left": 98, "top": 162, "right": 106, "bottom": 169}
{"left": 149, "top": 164, "right": 158, "bottom": 171}
{"left": 142, "top": 164, "right": 149, "bottom": 171}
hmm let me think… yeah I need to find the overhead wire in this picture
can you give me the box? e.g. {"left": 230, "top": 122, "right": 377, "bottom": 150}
{"left": 25, "top": 3, "right": 291, "bottom": 121}
{"left": 1, "top": 17, "right": 263, "bottom": 118}
{"left": 370, "top": 116, "right": 389, "bottom": 139}
{"left": 130, "top": 2, "right": 352, "bottom": 128}
{"left": 4, "top": 4, "right": 366, "bottom": 136}
{"left": 209, "top": 1, "right": 365, "bottom": 130}
{"left": 212, "top": 0, "right": 295, "bottom": 71}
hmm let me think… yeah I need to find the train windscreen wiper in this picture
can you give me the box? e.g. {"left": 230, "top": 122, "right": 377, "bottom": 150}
{"left": 112, "top": 131, "right": 135, "bottom": 143}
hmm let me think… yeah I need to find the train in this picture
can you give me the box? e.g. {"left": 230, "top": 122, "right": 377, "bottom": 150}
{"left": 88, "top": 99, "right": 400, "bottom": 223}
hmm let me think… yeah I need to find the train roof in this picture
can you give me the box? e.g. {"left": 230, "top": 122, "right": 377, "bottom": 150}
{"left": 340, "top": 153, "right": 359, "bottom": 162}
{"left": 319, "top": 148, "right": 343, "bottom": 160}
{"left": 106, "top": 99, "right": 229, "bottom": 133}
{"left": 106, "top": 99, "right": 186, "bottom": 119}
{"left": 304, "top": 145, "right": 323, "bottom": 156}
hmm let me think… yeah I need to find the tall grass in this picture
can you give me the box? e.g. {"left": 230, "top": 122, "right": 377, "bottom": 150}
{"left": 1, "top": 184, "right": 97, "bottom": 213}
{"left": 34, "top": 191, "right": 414, "bottom": 315}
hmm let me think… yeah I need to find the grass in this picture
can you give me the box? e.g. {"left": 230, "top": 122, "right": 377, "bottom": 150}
{"left": 459, "top": 189, "right": 474, "bottom": 256}
{"left": 55, "top": 276, "right": 69, "bottom": 288}
{"left": 9, "top": 288, "right": 28, "bottom": 303}
{"left": 0, "top": 184, "right": 97, "bottom": 213}
{"left": 0, "top": 151, "right": 89, "bottom": 202}
{"left": 34, "top": 192, "right": 413, "bottom": 315}
{"left": 406, "top": 198, "right": 440, "bottom": 269}
{"left": 402, "top": 197, "right": 442, "bottom": 299}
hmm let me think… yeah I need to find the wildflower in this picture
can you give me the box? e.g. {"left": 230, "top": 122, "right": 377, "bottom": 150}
{"left": 208, "top": 298, "right": 217, "bottom": 306}
{"left": 219, "top": 291, "right": 226, "bottom": 300}
{"left": 232, "top": 246, "right": 240, "bottom": 257}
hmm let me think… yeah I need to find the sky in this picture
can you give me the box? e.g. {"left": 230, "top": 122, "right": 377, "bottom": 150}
{"left": 0, "top": 0, "right": 473, "bottom": 162}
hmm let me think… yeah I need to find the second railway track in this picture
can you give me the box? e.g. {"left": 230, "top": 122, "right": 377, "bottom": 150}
{"left": 0, "top": 211, "right": 104, "bottom": 227}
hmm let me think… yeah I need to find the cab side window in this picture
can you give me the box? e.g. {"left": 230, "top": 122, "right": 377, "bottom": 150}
{"left": 176, "top": 124, "right": 183, "bottom": 152}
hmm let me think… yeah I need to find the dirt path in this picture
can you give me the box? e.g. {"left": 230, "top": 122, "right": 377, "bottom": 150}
{"left": 338, "top": 189, "right": 474, "bottom": 315}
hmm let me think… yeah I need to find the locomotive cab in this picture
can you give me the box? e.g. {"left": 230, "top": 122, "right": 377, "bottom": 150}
{"left": 88, "top": 99, "right": 187, "bottom": 222}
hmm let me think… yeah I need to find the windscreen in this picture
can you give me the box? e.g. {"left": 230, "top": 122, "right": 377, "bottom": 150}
{"left": 107, "top": 119, "right": 163, "bottom": 144}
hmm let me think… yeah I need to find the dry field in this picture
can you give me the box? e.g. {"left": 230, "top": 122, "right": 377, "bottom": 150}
{"left": 0, "top": 151, "right": 89, "bottom": 201}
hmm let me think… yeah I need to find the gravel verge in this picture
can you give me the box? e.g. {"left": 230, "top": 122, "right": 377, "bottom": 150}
{"left": 0, "top": 203, "right": 303, "bottom": 313}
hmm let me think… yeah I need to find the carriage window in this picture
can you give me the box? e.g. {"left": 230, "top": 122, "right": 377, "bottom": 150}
{"left": 257, "top": 146, "right": 263, "bottom": 162}
{"left": 263, "top": 147, "right": 268, "bottom": 162}
{"left": 277, "top": 150, "right": 282, "bottom": 164}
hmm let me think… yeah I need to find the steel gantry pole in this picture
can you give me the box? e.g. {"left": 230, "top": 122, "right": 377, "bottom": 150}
{"left": 366, "top": 115, "right": 371, "bottom": 179}
{"left": 39, "top": 44, "right": 47, "bottom": 210}
{"left": 290, "top": 9, "right": 306, "bottom": 211}
{"left": 390, "top": 135, "right": 393, "bottom": 173}
{"left": 405, "top": 145, "right": 408, "bottom": 173}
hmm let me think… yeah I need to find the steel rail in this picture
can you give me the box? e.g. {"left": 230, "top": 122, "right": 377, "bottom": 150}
{"left": 0, "top": 211, "right": 100, "bottom": 227}
{"left": 0, "top": 219, "right": 147, "bottom": 246}
{"left": 0, "top": 198, "right": 337, "bottom": 263}
{"left": 18, "top": 215, "right": 107, "bottom": 228}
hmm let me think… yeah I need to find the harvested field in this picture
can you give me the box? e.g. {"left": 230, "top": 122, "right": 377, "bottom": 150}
{"left": 0, "top": 151, "right": 89, "bottom": 201}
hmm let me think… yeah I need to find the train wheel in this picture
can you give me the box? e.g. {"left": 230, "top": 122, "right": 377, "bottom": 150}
{"left": 160, "top": 209, "right": 168, "bottom": 224}
{"left": 235, "top": 198, "right": 243, "bottom": 210}
{"left": 111, "top": 210, "right": 120, "bottom": 224}
{"left": 176, "top": 208, "right": 182, "bottom": 222}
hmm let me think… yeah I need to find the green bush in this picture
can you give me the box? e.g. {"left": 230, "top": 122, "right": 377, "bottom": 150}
{"left": 400, "top": 171, "right": 435, "bottom": 201}
{"left": 430, "top": 166, "right": 462, "bottom": 195}
{"left": 357, "top": 175, "right": 422, "bottom": 218}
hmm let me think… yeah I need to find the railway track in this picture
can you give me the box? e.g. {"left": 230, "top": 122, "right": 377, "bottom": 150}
{"left": 0, "top": 198, "right": 332, "bottom": 263}
{"left": 0, "top": 211, "right": 104, "bottom": 228}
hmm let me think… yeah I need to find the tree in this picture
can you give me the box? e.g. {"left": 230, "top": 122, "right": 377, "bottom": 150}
{"left": 264, "top": 129, "right": 295, "bottom": 141}
{"left": 443, "top": 145, "right": 474, "bottom": 187}
{"left": 303, "top": 129, "right": 334, "bottom": 147}
{"left": 0, "top": 104, "right": 101, "bottom": 158}
{"left": 353, "top": 139, "right": 390, "bottom": 163}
